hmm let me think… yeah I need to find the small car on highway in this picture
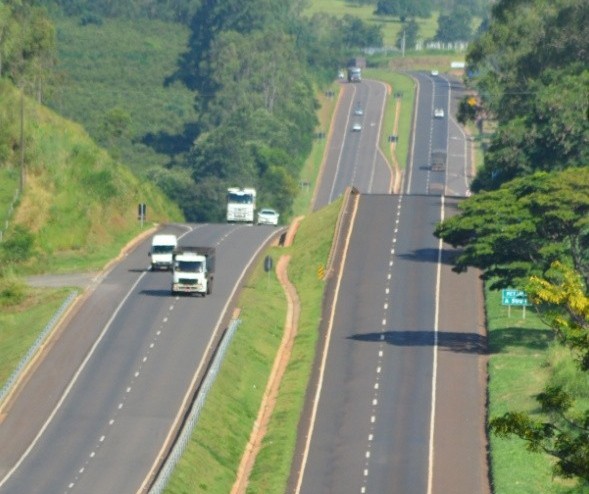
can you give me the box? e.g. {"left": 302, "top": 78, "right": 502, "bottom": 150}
{"left": 351, "top": 122, "right": 362, "bottom": 132}
{"left": 434, "top": 108, "right": 445, "bottom": 118}
{"left": 257, "top": 208, "right": 280, "bottom": 226}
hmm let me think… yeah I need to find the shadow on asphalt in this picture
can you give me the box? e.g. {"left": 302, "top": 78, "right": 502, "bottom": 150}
{"left": 348, "top": 330, "right": 487, "bottom": 354}
{"left": 397, "top": 247, "right": 460, "bottom": 266}
{"left": 139, "top": 289, "right": 174, "bottom": 297}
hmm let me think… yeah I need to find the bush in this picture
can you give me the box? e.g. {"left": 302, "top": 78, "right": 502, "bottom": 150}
{"left": 0, "top": 225, "right": 35, "bottom": 263}
{"left": 0, "top": 275, "right": 27, "bottom": 307}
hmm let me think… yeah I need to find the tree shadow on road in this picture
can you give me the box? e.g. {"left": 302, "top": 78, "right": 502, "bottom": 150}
{"left": 348, "top": 330, "right": 487, "bottom": 354}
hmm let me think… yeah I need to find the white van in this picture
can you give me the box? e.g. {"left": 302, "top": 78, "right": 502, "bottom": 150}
{"left": 149, "top": 234, "right": 177, "bottom": 270}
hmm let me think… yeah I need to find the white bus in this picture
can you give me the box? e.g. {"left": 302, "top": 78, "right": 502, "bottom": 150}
{"left": 226, "top": 187, "right": 256, "bottom": 223}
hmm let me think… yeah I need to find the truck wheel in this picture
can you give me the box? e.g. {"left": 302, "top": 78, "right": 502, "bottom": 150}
{"left": 207, "top": 280, "right": 213, "bottom": 295}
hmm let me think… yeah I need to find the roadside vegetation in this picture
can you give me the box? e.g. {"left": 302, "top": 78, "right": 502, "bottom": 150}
{"left": 436, "top": 0, "right": 589, "bottom": 490}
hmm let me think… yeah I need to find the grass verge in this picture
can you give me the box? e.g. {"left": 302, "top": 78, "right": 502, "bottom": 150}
{"left": 486, "top": 286, "right": 587, "bottom": 494}
{"left": 0, "top": 285, "right": 74, "bottom": 387}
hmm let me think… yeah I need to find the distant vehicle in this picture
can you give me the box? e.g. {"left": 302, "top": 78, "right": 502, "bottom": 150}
{"left": 171, "top": 246, "right": 215, "bottom": 296}
{"left": 352, "top": 122, "right": 362, "bottom": 132}
{"left": 434, "top": 108, "right": 445, "bottom": 118}
{"left": 149, "top": 234, "right": 177, "bottom": 271}
{"left": 257, "top": 208, "right": 280, "bottom": 226}
{"left": 431, "top": 150, "right": 447, "bottom": 172}
{"left": 431, "top": 69, "right": 439, "bottom": 76}
{"left": 227, "top": 187, "right": 256, "bottom": 223}
{"left": 354, "top": 106, "right": 364, "bottom": 116}
{"left": 347, "top": 66, "right": 362, "bottom": 83}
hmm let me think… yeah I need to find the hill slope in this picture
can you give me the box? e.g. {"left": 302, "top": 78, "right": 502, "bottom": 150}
{"left": 0, "top": 79, "right": 182, "bottom": 275}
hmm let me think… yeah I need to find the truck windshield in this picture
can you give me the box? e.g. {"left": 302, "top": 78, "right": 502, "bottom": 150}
{"left": 227, "top": 193, "right": 254, "bottom": 204}
{"left": 177, "top": 261, "right": 203, "bottom": 272}
{"left": 153, "top": 245, "right": 174, "bottom": 254}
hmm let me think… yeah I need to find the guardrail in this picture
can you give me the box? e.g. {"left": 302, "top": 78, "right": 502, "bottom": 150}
{"left": 0, "top": 290, "right": 78, "bottom": 406}
{"left": 149, "top": 318, "right": 242, "bottom": 493}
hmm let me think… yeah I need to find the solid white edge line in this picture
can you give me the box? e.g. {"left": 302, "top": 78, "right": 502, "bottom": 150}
{"left": 427, "top": 194, "right": 445, "bottom": 494}
{"left": 294, "top": 196, "right": 359, "bottom": 494}
{"left": 0, "top": 270, "right": 149, "bottom": 488}
{"left": 139, "top": 225, "right": 281, "bottom": 493}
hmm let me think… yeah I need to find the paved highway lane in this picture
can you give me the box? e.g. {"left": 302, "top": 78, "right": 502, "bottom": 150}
{"left": 298, "top": 194, "right": 442, "bottom": 493}
{"left": 314, "top": 79, "right": 392, "bottom": 210}
{"left": 0, "top": 223, "right": 281, "bottom": 493}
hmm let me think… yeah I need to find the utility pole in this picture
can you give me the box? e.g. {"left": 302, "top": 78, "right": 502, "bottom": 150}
{"left": 19, "top": 83, "right": 25, "bottom": 192}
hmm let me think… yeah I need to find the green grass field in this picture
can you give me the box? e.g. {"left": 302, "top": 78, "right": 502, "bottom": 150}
{"left": 486, "top": 288, "right": 589, "bottom": 493}
{"left": 303, "top": 0, "right": 440, "bottom": 47}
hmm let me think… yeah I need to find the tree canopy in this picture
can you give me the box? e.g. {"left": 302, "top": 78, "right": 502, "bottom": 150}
{"left": 160, "top": 0, "right": 381, "bottom": 221}
{"left": 464, "top": 0, "right": 589, "bottom": 191}
{"left": 435, "top": 168, "right": 589, "bottom": 290}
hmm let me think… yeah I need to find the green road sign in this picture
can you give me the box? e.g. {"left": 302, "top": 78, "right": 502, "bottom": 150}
{"left": 501, "top": 289, "right": 530, "bottom": 306}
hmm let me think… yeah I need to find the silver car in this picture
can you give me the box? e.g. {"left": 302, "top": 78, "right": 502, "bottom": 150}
{"left": 257, "top": 208, "right": 280, "bottom": 225}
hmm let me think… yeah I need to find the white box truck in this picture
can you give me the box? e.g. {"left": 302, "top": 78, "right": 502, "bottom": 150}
{"left": 226, "top": 187, "right": 256, "bottom": 223}
{"left": 149, "top": 234, "right": 177, "bottom": 271}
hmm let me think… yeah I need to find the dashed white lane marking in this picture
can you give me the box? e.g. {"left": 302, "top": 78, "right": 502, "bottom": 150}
{"left": 62, "top": 295, "right": 180, "bottom": 492}
{"left": 360, "top": 195, "right": 405, "bottom": 492}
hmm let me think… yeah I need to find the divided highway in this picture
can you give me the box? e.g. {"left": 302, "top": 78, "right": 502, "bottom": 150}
{"left": 0, "top": 71, "right": 488, "bottom": 494}
{"left": 294, "top": 73, "right": 489, "bottom": 493}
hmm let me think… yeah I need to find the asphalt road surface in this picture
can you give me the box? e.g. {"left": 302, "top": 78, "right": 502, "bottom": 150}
{"left": 293, "top": 73, "right": 489, "bottom": 494}
{"left": 0, "top": 223, "right": 281, "bottom": 493}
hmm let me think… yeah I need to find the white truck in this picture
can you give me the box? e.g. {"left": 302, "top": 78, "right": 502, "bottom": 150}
{"left": 149, "top": 234, "right": 177, "bottom": 271}
{"left": 171, "top": 247, "right": 215, "bottom": 296}
{"left": 226, "top": 187, "right": 256, "bottom": 223}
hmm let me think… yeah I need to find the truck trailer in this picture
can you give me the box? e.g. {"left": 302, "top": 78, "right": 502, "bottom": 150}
{"left": 171, "top": 247, "right": 215, "bottom": 296}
